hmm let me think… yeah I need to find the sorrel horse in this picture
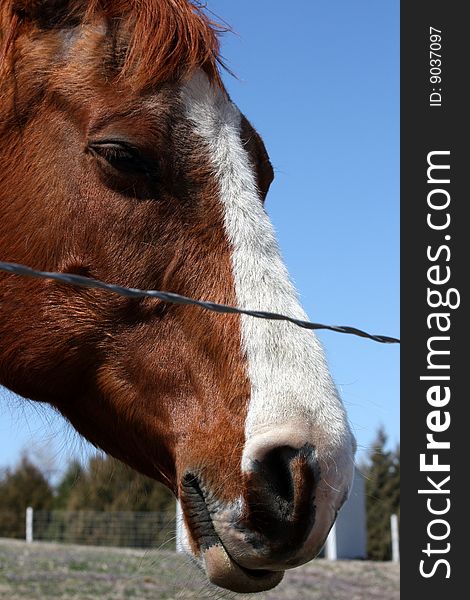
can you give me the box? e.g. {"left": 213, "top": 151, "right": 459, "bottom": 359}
{"left": 0, "top": 0, "right": 355, "bottom": 593}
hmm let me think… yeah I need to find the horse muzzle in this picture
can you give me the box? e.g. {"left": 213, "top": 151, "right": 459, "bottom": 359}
{"left": 180, "top": 427, "right": 354, "bottom": 593}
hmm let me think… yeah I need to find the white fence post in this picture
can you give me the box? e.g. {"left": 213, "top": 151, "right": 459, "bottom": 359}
{"left": 176, "top": 501, "right": 185, "bottom": 553}
{"left": 25, "top": 506, "right": 33, "bottom": 543}
{"left": 391, "top": 513, "right": 399, "bottom": 562}
{"left": 325, "top": 522, "right": 337, "bottom": 560}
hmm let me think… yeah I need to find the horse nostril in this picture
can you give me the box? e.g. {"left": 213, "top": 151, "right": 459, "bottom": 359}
{"left": 246, "top": 443, "right": 319, "bottom": 532}
{"left": 259, "top": 446, "right": 298, "bottom": 507}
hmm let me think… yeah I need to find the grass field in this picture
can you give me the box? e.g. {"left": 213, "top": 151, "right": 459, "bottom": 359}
{"left": 0, "top": 538, "right": 399, "bottom": 600}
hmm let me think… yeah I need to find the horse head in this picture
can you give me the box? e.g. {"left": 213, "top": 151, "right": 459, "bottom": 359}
{"left": 0, "top": 0, "right": 355, "bottom": 592}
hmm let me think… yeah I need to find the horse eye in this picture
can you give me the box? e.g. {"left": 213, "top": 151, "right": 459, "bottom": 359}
{"left": 88, "top": 141, "right": 150, "bottom": 176}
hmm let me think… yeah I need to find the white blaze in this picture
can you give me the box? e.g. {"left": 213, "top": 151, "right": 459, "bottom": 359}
{"left": 181, "top": 72, "right": 353, "bottom": 475}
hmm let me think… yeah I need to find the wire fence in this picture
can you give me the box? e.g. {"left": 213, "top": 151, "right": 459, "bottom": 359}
{"left": 0, "top": 261, "right": 400, "bottom": 344}
{"left": 0, "top": 507, "right": 400, "bottom": 562}
{"left": 0, "top": 509, "right": 176, "bottom": 550}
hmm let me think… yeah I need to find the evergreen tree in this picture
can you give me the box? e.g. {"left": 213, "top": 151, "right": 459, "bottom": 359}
{"left": 62, "top": 455, "right": 174, "bottom": 513}
{"left": 0, "top": 452, "right": 175, "bottom": 544}
{"left": 53, "top": 459, "right": 84, "bottom": 509}
{"left": 384, "top": 443, "right": 400, "bottom": 520}
{"left": 365, "top": 427, "right": 400, "bottom": 560}
{"left": 53, "top": 454, "right": 175, "bottom": 547}
{"left": 0, "top": 455, "right": 53, "bottom": 538}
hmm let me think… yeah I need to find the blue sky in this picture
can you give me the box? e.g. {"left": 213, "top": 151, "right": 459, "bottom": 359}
{"left": 0, "top": 1, "right": 399, "bottom": 474}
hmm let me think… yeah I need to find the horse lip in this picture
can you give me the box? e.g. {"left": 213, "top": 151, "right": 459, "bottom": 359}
{"left": 181, "top": 472, "right": 284, "bottom": 592}
{"left": 203, "top": 544, "right": 284, "bottom": 593}
{"left": 180, "top": 473, "right": 220, "bottom": 551}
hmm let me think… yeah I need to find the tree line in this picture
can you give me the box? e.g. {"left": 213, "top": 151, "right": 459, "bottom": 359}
{"left": 0, "top": 426, "right": 399, "bottom": 559}
{"left": 0, "top": 453, "right": 174, "bottom": 540}
{"left": 363, "top": 427, "right": 400, "bottom": 560}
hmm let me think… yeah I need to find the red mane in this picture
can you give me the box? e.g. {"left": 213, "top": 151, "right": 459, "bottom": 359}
{"left": 1, "top": 0, "right": 225, "bottom": 88}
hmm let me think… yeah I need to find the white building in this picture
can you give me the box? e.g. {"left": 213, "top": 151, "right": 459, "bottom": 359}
{"left": 323, "top": 468, "right": 367, "bottom": 559}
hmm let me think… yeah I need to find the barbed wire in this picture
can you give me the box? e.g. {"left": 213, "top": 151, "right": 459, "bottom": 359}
{"left": 0, "top": 261, "right": 399, "bottom": 344}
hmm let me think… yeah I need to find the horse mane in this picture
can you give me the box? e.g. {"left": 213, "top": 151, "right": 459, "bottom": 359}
{"left": 1, "top": 0, "right": 226, "bottom": 88}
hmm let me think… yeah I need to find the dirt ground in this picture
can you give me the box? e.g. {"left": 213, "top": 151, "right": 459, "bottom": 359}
{"left": 0, "top": 538, "right": 399, "bottom": 600}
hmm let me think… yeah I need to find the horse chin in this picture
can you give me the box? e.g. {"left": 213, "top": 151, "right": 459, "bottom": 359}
{"left": 180, "top": 474, "right": 284, "bottom": 592}
{"left": 202, "top": 544, "right": 284, "bottom": 593}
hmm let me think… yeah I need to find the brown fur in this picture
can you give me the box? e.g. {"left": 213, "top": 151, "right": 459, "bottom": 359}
{"left": 1, "top": 0, "right": 224, "bottom": 88}
{"left": 0, "top": 1, "right": 283, "bottom": 568}
{"left": 0, "top": 0, "right": 253, "bottom": 498}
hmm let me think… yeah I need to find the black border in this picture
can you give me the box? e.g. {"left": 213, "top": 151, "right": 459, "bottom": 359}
{"left": 401, "top": 2, "right": 465, "bottom": 596}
